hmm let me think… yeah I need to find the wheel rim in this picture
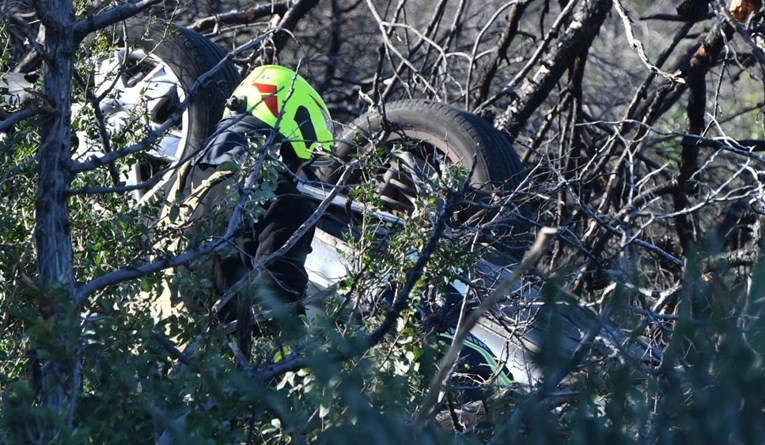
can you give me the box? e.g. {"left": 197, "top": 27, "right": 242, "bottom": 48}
{"left": 90, "top": 47, "right": 191, "bottom": 198}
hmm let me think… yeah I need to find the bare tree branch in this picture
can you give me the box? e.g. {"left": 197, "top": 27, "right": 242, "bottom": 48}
{"left": 72, "top": 0, "right": 163, "bottom": 42}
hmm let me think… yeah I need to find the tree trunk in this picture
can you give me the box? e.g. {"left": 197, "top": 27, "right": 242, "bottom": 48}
{"left": 34, "top": 0, "right": 78, "bottom": 436}
{"left": 496, "top": 0, "right": 612, "bottom": 138}
{"left": 668, "top": 0, "right": 762, "bottom": 252}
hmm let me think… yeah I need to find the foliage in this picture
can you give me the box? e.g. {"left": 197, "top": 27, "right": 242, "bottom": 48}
{"left": 2, "top": 0, "right": 765, "bottom": 444}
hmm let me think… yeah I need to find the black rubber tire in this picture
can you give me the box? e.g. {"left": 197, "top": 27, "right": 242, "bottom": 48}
{"left": 111, "top": 19, "right": 240, "bottom": 157}
{"left": 85, "top": 20, "right": 240, "bottom": 200}
{"left": 320, "top": 99, "right": 529, "bottom": 256}
{"left": 84, "top": 19, "right": 241, "bottom": 201}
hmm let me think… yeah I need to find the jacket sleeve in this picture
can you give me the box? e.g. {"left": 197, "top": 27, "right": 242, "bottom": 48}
{"left": 192, "top": 114, "right": 269, "bottom": 168}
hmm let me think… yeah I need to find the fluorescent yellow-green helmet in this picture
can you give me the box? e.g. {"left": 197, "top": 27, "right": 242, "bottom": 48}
{"left": 225, "top": 65, "right": 333, "bottom": 161}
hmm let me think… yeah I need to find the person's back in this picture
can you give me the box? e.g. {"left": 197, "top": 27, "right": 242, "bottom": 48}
{"left": 173, "top": 65, "right": 334, "bottom": 349}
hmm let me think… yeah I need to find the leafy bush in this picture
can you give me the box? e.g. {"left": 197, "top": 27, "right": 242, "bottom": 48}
{"left": 3, "top": 0, "right": 765, "bottom": 444}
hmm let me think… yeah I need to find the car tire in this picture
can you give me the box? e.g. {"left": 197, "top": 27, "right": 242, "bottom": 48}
{"left": 82, "top": 19, "right": 240, "bottom": 200}
{"left": 319, "top": 99, "right": 529, "bottom": 256}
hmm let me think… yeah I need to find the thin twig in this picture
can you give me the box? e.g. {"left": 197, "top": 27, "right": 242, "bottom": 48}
{"left": 612, "top": 0, "right": 685, "bottom": 84}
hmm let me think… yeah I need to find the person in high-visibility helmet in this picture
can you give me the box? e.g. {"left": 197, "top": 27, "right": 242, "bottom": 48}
{"left": 183, "top": 65, "right": 334, "bottom": 336}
